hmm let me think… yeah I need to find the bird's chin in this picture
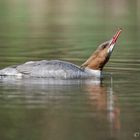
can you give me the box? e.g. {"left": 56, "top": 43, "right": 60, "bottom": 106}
{"left": 107, "top": 43, "right": 115, "bottom": 54}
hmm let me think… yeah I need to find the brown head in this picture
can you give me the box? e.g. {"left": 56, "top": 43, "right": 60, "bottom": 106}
{"left": 81, "top": 29, "right": 122, "bottom": 70}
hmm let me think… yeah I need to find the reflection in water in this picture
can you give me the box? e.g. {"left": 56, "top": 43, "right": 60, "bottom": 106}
{"left": 0, "top": 76, "right": 120, "bottom": 139}
{"left": 85, "top": 77, "right": 120, "bottom": 137}
{"left": 107, "top": 78, "right": 120, "bottom": 136}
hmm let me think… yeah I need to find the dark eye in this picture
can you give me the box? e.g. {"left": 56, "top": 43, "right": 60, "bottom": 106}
{"left": 102, "top": 42, "right": 109, "bottom": 49}
{"left": 98, "top": 41, "right": 109, "bottom": 50}
{"left": 102, "top": 44, "right": 107, "bottom": 49}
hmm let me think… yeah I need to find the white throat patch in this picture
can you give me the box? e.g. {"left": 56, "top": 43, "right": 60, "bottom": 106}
{"left": 108, "top": 43, "right": 115, "bottom": 53}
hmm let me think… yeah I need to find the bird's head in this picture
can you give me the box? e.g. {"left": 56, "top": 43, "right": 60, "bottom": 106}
{"left": 82, "top": 29, "right": 122, "bottom": 70}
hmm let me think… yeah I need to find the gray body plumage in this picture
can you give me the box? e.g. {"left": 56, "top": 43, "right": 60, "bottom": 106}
{"left": 0, "top": 60, "right": 100, "bottom": 79}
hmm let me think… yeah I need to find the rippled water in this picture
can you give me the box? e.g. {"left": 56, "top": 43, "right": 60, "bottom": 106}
{"left": 0, "top": 0, "right": 140, "bottom": 140}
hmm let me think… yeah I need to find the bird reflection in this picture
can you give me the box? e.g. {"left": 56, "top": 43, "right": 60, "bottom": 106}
{"left": 85, "top": 77, "right": 120, "bottom": 137}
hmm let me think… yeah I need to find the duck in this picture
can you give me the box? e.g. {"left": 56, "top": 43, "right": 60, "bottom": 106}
{"left": 0, "top": 29, "right": 122, "bottom": 79}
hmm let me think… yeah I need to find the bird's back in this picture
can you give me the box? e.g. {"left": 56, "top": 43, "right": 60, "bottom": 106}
{"left": 0, "top": 60, "right": 87, "bottom": 79}
{"left": 17, "top": 60, "right": 85, "bottom": 78}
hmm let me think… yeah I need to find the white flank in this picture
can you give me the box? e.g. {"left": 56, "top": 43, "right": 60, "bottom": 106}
{"left": 85, "top": 68, "right": 101, "bottom": 78}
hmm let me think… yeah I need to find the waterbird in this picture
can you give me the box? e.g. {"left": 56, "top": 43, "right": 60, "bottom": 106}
{"left": 0, "top": 29, "right": 122, "bottom": 79}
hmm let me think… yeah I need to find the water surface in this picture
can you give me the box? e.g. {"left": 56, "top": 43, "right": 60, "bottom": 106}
{"left": 0, "top": 0, "right": 140, "bottom": 140}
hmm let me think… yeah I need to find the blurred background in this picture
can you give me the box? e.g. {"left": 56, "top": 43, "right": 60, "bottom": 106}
{"left": 0, "top": 0, "right": 140, "bottom": 140}
{"left": 0, "top": 0, "right": 140, "bottom": 68}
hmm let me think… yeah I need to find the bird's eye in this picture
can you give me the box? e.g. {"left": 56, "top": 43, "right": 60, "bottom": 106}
{"left": 98, "top": 41, "right": 109, "bottom": 50}
{"left": 102, "top": 44, "right": 107, "bottom": 49}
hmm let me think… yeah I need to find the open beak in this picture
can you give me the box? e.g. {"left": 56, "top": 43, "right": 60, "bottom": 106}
{"left": 108, "top": 29, "right": 122, "bottom": 53}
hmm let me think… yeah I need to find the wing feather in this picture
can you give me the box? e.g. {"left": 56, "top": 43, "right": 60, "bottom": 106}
{"left": 16, "top": 60, "right": 83, "bottom": 78}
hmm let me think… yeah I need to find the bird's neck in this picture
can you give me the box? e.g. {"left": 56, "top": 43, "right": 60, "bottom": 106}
{"left": 81, "top": 51, "right": 108, "bottom": 71}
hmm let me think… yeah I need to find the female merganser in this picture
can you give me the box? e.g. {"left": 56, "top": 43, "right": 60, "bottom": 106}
{"left": 0, "top": 29, "right": 122, "bottom": 79}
